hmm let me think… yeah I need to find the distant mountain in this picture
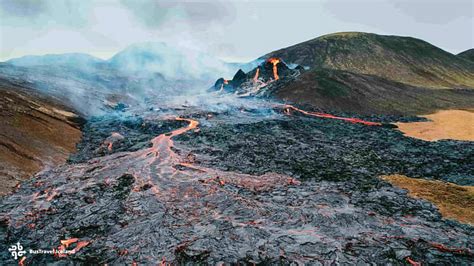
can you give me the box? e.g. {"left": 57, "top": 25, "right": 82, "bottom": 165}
{"left": 0, "top": 42, "right": 246, "bottom": 116}
{"left": 108, "top": 42, "right": 236, "bottom": 80}
{"left": 7, "top": 53, "right": 103, "bottom": 68}
{"left": 5, "top": 44, "right": 238, "bottom": 81}
{"left": 263, "top": 32, "right": 474, "bottom": 89}
{"left": 458, "top": 49, "right": 474, "bottom": 62}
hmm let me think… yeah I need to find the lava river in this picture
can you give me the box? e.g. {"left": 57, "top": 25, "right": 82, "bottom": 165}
{"left": 1, "top": 113, "right": 473, "bottom": 264}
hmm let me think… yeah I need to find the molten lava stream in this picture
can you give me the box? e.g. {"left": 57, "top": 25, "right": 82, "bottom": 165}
{"left": 267, "top": 58, "right": 280, "bottom": 80}
{"left": 283, "top": 104, "right": 381, "bottom": 126}
{"left": 128, "top": 117, "right": 200, "bottom": 193}
{"left": 253, "top": 68, "right": 260, "bottom": 83}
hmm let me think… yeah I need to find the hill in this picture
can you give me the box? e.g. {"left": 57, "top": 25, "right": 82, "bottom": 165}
{"left": 458, "top": 49, "right": 474, "bottom": 62}
{"left": 216, "top": 32, "right": 474, "bottom": 115}
{"left": 274, "top": 68, "right": 474, "bottom": 115}
{"left": 0, "top": 78, "right": 83, "bottom": 195}
{"left": 263, "top": 32, "right": 474, "bottom": 89}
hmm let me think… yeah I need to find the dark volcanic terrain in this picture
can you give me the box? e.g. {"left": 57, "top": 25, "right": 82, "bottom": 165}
{"left": 1, "top": 102, "right": 473, "bottom": 264}
{"left": 1, "top": 32, "right": 473, "bottom": 265}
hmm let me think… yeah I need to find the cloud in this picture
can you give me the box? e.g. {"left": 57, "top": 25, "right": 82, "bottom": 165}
{"left": 119, "top": 0, "right": 235, "bottom": 30}
{"left": 0, "top": 0, "right": 92, "bottom": 28}
{"left": 323, "top": 0, "right": 472, "bottom": 26}
{"left": 0, "top": 0, "right": 45, "bottom": 17}
{"left": 392, "top": 0, "right": 472, "bottom": 24}
{"left": 0, "top": 0, "right": 472, "bottom": 61}
{"left": 322, "top": 0, "right": 473, "bottom": 53}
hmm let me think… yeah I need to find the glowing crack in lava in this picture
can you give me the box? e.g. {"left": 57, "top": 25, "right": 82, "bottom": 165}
{"left": 56, "top": 238, "right": 90, "bottom": 258}
{"left": 267, "top": 57, "right": 280, "bottom": 80}
{"left": 283, "top": 104, "right": 382, "bottom": 126}
{"left": 253, "top": 67, "right": 260, "bottom": 83}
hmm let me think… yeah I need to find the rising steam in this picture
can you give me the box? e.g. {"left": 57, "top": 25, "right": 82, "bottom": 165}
{"left": 1, "top": 42, "right": 250, "bottom": 117}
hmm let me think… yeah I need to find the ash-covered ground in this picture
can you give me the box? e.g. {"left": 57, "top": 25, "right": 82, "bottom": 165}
{"left": 1, "top": 95, "right": 473, "bottom": 265}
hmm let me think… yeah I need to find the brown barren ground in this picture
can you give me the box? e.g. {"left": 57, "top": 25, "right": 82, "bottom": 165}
{"left": 0, "top": 80, "right": 82, "bottom": 195}
{"left": 396, "top": 109, "right": 474, "bottom": 141}
{"left": 381, "top": 174, "right": 474, "bottom": 225}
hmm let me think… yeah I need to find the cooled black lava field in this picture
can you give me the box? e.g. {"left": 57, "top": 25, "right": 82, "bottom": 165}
{"left": 1, "top": 98, "right": 473, "bottom": 265}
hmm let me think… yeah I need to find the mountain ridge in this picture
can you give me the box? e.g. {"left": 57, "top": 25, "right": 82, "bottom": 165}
{"left": 262, "top": 32, "right": 474, "bottom": 89}
{"left": 7, "top": 53, "right": 104, "bottom": 67}
{"left": 458, "top": 48, "right": 474, "bottom": 62}
{"left": 214, "top": 32, "right": 474, "bottom": 115}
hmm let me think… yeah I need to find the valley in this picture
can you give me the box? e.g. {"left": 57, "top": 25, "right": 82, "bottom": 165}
{"left": 1, "top": 32, "right": 473, "bottom": 264}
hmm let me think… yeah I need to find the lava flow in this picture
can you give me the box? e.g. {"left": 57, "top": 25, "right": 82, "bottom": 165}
{"left": 267, "top": 57, "right": 280, "bottom": 80}
{"left": 2, "top": 112, "right": 472, "bottom": 264}
{"left": 253, "top": 67, "right": 260, "bottom": 83}
{"left": 60, "top": 238, "right": 79, "bottom": 248}
{"left": 283, "top": 104, "right": 382, "bottom": 126}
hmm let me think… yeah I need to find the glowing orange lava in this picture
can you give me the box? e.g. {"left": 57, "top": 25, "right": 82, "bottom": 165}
{"left": 267, "top": 58, "right": 280, "bottom": 80}
{"left": 128, "top": 117, "right": 200, "bottom": 195}
{"left": 60, "top": 238, "right": 78, "bottom": 248}
{"left": 283, "top": 104, "right": 382, "bottom": 126}
{"left": 406, "top": 257, "right": 421, "bottom": 266}
{"left": 253, "top": 68, "right": 260, "bottom": 83}
{"left": 55, "top": 238, "right": 90, "bottom": 258}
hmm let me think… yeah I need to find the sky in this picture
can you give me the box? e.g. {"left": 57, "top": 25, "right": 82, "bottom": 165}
{"left": 0, "top": 0, "right": 472, "bottom": 62}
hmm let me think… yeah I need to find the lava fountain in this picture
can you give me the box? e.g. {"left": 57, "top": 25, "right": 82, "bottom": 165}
{"left": 267, "top": 58, "right": 280, "bottom": 80}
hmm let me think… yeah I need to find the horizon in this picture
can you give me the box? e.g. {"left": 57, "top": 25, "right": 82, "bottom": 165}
{"left": 1, "top": 31, "right": 471, "bottom": 64}
{"left": 0, "top": 0, "right": 472, "bottom": 62}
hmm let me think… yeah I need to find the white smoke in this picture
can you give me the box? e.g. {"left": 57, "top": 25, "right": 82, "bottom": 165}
{"left": 0, "top": 41, "right": 255, "bottom": 117}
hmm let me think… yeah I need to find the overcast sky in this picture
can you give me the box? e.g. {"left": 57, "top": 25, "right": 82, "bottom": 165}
{"left": 0, "top": 0, "right": 472, "bottom": 62}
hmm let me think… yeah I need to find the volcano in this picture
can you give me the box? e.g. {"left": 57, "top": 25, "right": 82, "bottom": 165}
{"left": 213, "top": 57, "right": 302, "bottom": 97}
{"left": 1, "top": 33, "right": 474, "bottom": 265}
{"left": 215, "top": 32, "right": 474, "bottom": 115}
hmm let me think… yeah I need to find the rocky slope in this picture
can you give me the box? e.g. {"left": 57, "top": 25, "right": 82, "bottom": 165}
{"left": 263, "top": 32, "right": 474, "bottom": 89}
{"left": 0, "top": 78, "right": 83, "bottom": 195}
{"left": 216, "top": 32, "right": 474, "bottom": 115}
{"left": 274, "top": 68, "right": 474, "bottom": 115}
